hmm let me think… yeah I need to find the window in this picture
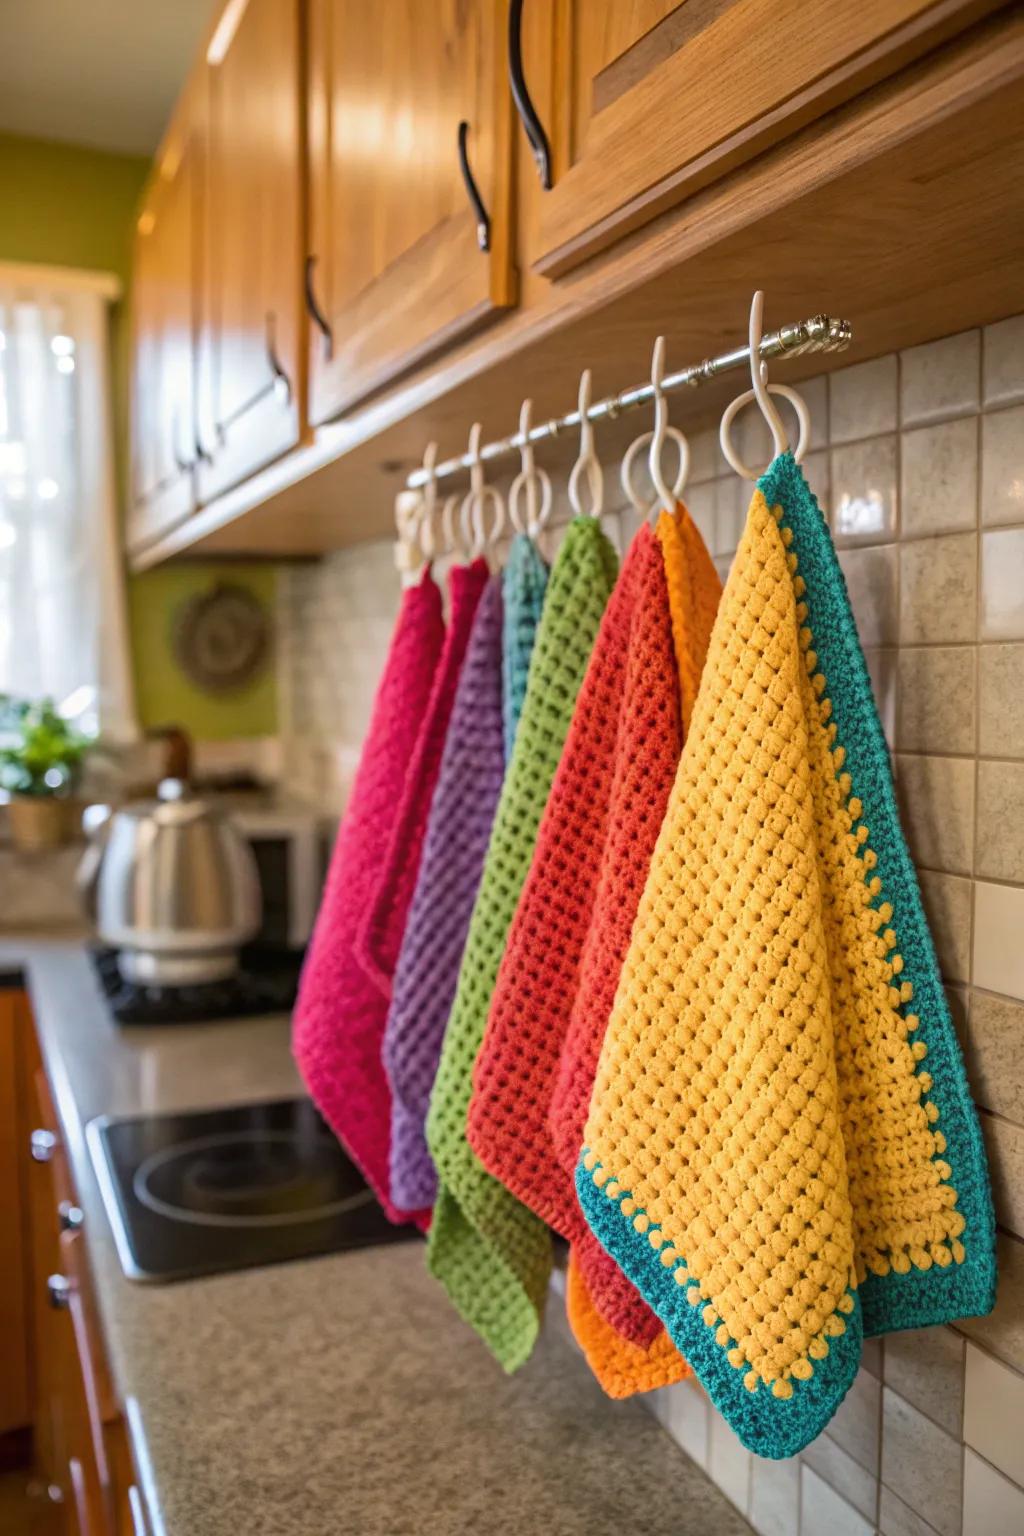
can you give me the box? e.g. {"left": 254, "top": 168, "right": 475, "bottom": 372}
{"left": 0, "top": 264, "right": 136, "bottom": 740}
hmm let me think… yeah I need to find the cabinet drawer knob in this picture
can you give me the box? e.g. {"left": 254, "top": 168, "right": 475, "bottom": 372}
{"left": 47, "top": 1273, "right": 71, "bottom": 1310}
{"left": 30, "top": 1127, "right": 58, "bottom": 1162}
{"left": 508, "top": 0, "right": 551, "bottom": 189}
{"left": 457, "top": 121, "right": 491, "bottom": 253}
{"left": 58, "top": 1200, "right": 84, "bottom": 1232}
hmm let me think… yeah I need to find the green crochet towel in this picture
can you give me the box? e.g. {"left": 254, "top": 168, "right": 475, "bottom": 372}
{"left": 426, "top": 516, "right": 619, "bottom": 1370}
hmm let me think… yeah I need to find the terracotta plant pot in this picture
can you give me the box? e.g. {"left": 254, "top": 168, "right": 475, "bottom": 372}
{"left": 7, "top": 796, "right": 71, "bottom": 853}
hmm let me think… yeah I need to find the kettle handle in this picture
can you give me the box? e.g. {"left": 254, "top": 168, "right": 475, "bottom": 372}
{"left": 75, "top": 809, "right": 112, "bottom": 924}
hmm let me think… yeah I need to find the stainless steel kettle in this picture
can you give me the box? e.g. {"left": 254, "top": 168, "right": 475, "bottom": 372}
{"left": 78, "top": 780, "right": 261, "bottom": 985}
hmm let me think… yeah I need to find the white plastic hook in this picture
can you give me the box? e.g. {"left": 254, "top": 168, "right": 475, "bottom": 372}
{"left": 508, "top": 399, "right": 553, "bottom": 538}
{"left": 620, "top": 427, "right": 689, "bottom": 519}
{"left": 418, "top": 441, "right": 439, "bottom": 561}
{"left": 568, "top": 369, "right": 603, "bottom": 519}
{"left": 719, "top": 290, "right": 811, "bottom": 481}
{"left": 441, "top": 491, "right": 466, "bottom": 559}
{"left": 460, "top": 422, "right": 505, "bottom": 559}
{"left": 620, "top": 336, "right": 690, "bottom": 518}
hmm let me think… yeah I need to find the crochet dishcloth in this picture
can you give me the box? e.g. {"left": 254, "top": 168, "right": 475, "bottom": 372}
{"left": 292, "top": 568, "right": 444, "bottom": 1230}
{"left": 566, "top": 1252, "right": 689, "bottom": 1400}
{"left": 502, "top": 534, "right": 548, "bottom": 759}
{"left": 425, "top": 516, "right": 619, "bottom": 1371}
{"left": 383, "top": 573, "right": 509, "bottom": 1213}
{"left": 467, "top": 515, "right": 717, "bottom": 1396}
{"left": 357, "top": 558, "right": 489, "bottom": 998}
{"left": 577, "top": 455, "right": 996, "bottom": 1457}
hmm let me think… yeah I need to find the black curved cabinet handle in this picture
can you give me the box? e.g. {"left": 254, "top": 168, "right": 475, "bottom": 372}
{"left": 509, "top": 0, "right": 551, "bottom": 190}
{"left": 457, "top": 121, "right": 491, "bottom": 253}
{"left": 304, "top": 254, "right": 334, "bottom": 358}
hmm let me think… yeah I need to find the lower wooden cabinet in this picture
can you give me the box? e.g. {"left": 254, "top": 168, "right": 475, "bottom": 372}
{"left": 9, "top": 990, "right": 142, "bottom": 1536}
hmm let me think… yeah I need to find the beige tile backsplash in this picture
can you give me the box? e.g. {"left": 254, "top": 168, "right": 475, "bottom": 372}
{"left": 277, "top": 317, "right": 1024, "bottom": 1534}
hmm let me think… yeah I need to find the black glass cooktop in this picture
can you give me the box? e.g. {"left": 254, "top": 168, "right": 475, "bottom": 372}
{"left": 87, "top": 1097, "right": 419, "bottom": 1282}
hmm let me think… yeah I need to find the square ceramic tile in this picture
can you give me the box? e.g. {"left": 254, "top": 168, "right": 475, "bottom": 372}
{"left": 830, "top": 355, "right": 899, "bottom": 443}
{"left": 976, "top": 760, "right": 1024, "bottom": 883}
{"left": 963, "top": 1447, "right": 1024, "bottom": 1536}
{"left": 979, "top": 1112, "right": 1024, "bottom": 1239}
{"left": 980, "top": 529, "right": 1024, "bottom": 641}
{"left": 959, "top": 1233, "right": 1024, "bottom": 1376}
{"left": 984, "top": 314, "right": 1024, "bottom": 408}
{"left": 688, "top": 425, "right": 728, "bottom": 484}
{"left": 895, "top": 754, "right": 975, "bottom": 875}
{"left": 831, "top": 435, "right": 898, "bottom": 545}
{"left": 649, "top": 1376, "right": 709, "bottom": 1469}
{"left": 879, "top": 1485, "right": 948, "bottom": 1536}
{"left": 800, "top": 1466, "right": 874, "bottom": 1536}
{"left": 804, "top": 1432, "right": 878, "bottom": 1519}
{"left": 749, "top": 1455, "right": 800, "bottom": 1536}
{"left": 899, "top": 532, "right": 978, "bottom": 646}
{"left": 978, "top": 645, "right": 1024, "bottom": 758}
{"left": 960, "top": 992, "right": 1024, "bottom": 1122}
{"left": 901, "top": 331, "right": 981, "bottom": 427}
{"left": 708, "top": 1411, "right": 752, "bottom": 1514}
{"left": 861, "top": 1337, "right": 884, "bottom": 1379}
{"left": 864, "top": 649, "right": 897, "bottom": 746}
{"left": 827, "top": 1368, "right": 881, "bottom": 1475}
{"left": 882, "top": 1387, "right": 963, "bottom": 1536}
{"left": 839, "top": 544, "right": 899, "bottom": 646}
{"left": 973, "top": 882, "right": 1024, "bottom": 1000}
{"left": 964, "top": 1342, "right": 1024, "bottom": 1485}
{"left": 901, "top": 417, "right": 978, "bottom": 538}
{"left": 896, "top": 647, "right": 976, "bottom": 755}
{"left": 883, "top": 1328, "right": 965, "bottom": 1437}
{"left": 981, "top": 405, "right": 1024, "bottom": 528}
{"left": 918, "top": 870, "right": 972, "bottom": 983}
{"left": 714, "top": 475, "right": 747, "bottom": 558}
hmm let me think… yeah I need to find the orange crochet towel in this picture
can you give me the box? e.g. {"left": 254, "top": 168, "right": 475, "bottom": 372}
{"left": 467, "top": 511, "right": 720, "bottom": 1396}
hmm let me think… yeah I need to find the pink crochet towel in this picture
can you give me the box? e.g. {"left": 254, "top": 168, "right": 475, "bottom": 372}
{"left": 292, "top": 568, "right": 445, "bottom": 1229}
{"left": 357, "top": 559, "right": 489, "bottom": 999}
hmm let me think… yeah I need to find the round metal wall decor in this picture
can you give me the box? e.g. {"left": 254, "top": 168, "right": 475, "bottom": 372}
{"left": 172, "top": 581, "right": 271, "bottom": 696}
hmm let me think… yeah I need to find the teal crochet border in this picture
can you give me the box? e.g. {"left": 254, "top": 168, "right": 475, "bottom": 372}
{"left": 575, "top": 1160, "right": 864, "bottom": 1458}
{"left": 760, "top": 453, "right": 996, "bottom": 1334}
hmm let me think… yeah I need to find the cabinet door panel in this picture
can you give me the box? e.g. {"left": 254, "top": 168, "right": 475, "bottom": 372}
{"left": 534, "top": 0, "right": 1004, "bottom": 275}
{"left": 128, "top": 128, "right": 198, "bottom": 549}
{"left": 197, "top": 0, "right": 304, "bottom": 503}
{"left": 308, "top": 0, "right": 514, "bottom": 424}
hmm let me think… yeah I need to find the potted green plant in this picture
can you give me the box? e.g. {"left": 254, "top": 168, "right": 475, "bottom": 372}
{"left": 0, "top": 698, "right": 92, "bottom": 851}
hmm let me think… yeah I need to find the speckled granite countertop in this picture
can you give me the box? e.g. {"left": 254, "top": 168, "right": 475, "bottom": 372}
{"left": 3, "top": 936, "right": 751, "bottom": 1536}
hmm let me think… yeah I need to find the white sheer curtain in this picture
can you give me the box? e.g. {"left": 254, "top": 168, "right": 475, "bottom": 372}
{"left": 0, "top": 263, "right": 137, "bottom": 740}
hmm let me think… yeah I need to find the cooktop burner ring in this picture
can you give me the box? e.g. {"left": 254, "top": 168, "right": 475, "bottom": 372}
{"left": 132, "top": 1129, "right": 376, "bottom": 1229}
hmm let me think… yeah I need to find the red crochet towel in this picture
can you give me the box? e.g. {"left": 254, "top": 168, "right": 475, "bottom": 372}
{"left": 292, "top": 568, "right": 444, "bottom": 1229}
{"left": 357, "top": 558, "right": 489, "bottom": 999}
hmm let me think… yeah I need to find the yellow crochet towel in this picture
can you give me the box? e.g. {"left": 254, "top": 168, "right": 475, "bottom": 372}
{"left": 577, "top": 454, "right": 995, "bottom": 1459}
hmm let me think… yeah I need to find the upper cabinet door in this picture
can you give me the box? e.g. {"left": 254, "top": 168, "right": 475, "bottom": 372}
{"left": 529, "top": 0, "right": 1004, "bottom": 276}
{"left": 307, "top": 0, "right": 515, "bottom": 425}
{"left": 128, "top": 118, "right": 198, "bottom": 549}
{"left": 197, "top": 0, "right": 305, "bottom": 504}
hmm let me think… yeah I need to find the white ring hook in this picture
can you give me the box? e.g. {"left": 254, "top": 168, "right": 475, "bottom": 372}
{"left": 648, "top": 336, "right": 690, "bottom": 515}
{"left": 460, "top": 422, "right": 506, "bottom": 558}
{"left": 621, "top": 426, "right": 689, "bottom": 519}
{"left": 719, "top": 291, "right": 812, "bottom": 481}
{"left": 441, "top": 491, "right": 466, "bottom": 559}
{"left": 418, "top": 441, "right": 439, "bottom": 560}
{"left": 568, "top": 369, "right": 604, "bottom": 519}
{"left": 509, "top": 399, "right": 553, "bottom": 538}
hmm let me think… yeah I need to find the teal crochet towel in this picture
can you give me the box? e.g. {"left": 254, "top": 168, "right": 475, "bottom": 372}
{"left": 502, "top": 534, "right": 548, "bottom": 760}
{"left": 426, "top": 517, "right": 619, "bottom": 1371}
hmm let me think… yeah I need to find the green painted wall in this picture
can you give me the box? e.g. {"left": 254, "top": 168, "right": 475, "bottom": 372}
{"left": 0, "top": 132, "right": 277, "bottom": 738}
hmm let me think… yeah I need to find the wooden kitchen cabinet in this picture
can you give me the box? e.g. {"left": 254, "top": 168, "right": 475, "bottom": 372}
{"left": 306, "top": 0, "right": 515, "bottom": 424}
{"left": 0, "top": 986, "right": 32, "bottom": 1443}
{"left": 128, "top": 107, "right": 201, "bottom": 549}
{"left": 526, "top": 0, "right": 1008, "bottom": 276}
{"left": 196, "top": 0, "right": 305, "bottom": 503}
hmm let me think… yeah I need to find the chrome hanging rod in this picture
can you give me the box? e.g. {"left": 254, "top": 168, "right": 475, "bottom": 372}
{"left": 406, "top": 313, "right": 851, "bottom": 490}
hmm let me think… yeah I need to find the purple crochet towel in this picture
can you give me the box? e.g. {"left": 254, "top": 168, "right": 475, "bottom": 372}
{"left": 382, "top": 573, "right": 507, "bottom": 1212}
